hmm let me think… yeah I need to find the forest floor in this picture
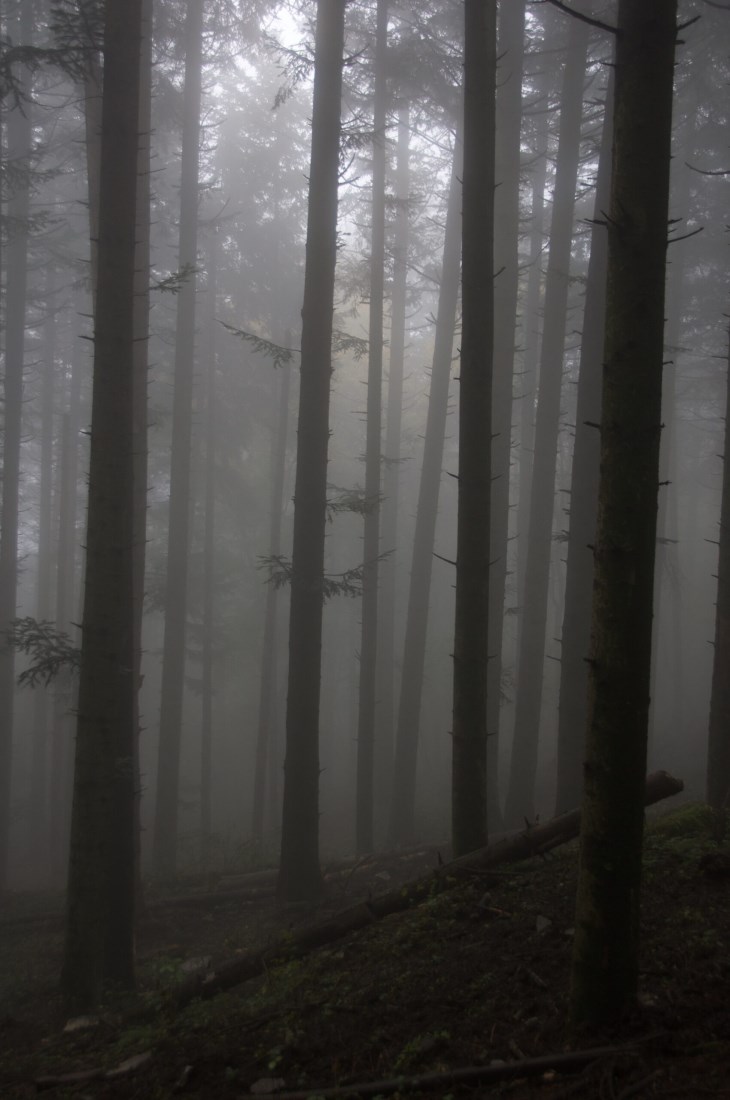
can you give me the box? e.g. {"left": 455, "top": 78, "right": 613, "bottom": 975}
{"left": 1, "top": 802, "right": 729, "bottom": 1099}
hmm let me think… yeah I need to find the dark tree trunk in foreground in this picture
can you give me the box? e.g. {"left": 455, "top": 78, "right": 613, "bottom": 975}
{"left": 277, "top": 0, "right": 345, "bottom": 904}
{"left": 569, "top": 0, "right": 678, "bottom": 1030}
{"left": 504, "top": 19, "right": 588, "bottom": 827}
{"left": 0, "top": 0, "right": 32, "bottom": 892}
{"left": 451, "top": 0, "right": 496, "bottom": 857}
{"left": 388, "top": 145, "right": 461, "bottom": 847}
{"left": 707, "top": 324, "right": 730, "bottom": 812}
{"left": 153, "top": 0, "right": 204, "bottom": 879}
{"left": 61, "top": 0, "right": 142, "bottom": 1011}
{"left": 356, "top": 0, "right": 388, "bottom": 855}
{"left": 555, "top": 70, "right": 613, "bottom": 814}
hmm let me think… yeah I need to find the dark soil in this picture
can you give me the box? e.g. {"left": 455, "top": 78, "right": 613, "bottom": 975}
{"left": 1, "top": 803, "right": 729, "bottom": 1099}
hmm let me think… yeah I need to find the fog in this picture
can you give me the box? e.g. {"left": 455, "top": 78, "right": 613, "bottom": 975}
{"left": 1, "top": 0, "right": 729, "bottom": 895}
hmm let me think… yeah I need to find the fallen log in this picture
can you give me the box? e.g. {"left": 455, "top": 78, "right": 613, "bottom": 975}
{"left": 169, "top": 770, "right": 682, "bottom": 1010}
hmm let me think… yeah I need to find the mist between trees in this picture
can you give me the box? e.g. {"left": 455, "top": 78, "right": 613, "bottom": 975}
{"left": 0, "top": 0, "right": 728, "bottom": 1022}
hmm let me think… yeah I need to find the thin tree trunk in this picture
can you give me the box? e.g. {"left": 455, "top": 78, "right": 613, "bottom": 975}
{"left": 388, "top": 144, "right": 461, "bottom": 847}
{"left": 252, "top": 356, "right": 291, "bottom": 846}
{"left": 29, "top": 266, "right": 57, "bottom": 876}
{"left": 504, "top": 19, "right": 588, "bottom": 827}
{"left": 61, "top": 0, "right": 142, "bottom": 1011}
{"left": 277, "top": 0, "right": 345, "bottom": 904}
{"left": 0, "top": 0, "right": 32, "bottom": 892}
{"left": 130, "top": 0, "right": 152, "bottom": 909}
{"left": 200, "top": 232, "right": 217, "bottom": 868}
{"left": 706, "top": 323, "right": 730, "bottom": 812}
{"left": 50, "top": 351, "right": 82, "bottom": 885}
{"left": 452, "top": 0, "right": 496, "bottom": 857}
{"left": 569, "top": 0, "right": 677, "bottom": 1029}
{"left": 356, "top": 0, "right": 388, "bottom": 855}
{"left": 376, "top": 102, "right": 410, "bottom": 825}
{"left": 515, "top": 76, "right": 550, "bottom": 622}
{"left": 153, "top": 0, "right": 204, "bottom": 880}
{"left": 485, "top": 0, "right": 526, "bottom": 829}
{"left": 554, "top": 68, "right": 613, "bottom": 814}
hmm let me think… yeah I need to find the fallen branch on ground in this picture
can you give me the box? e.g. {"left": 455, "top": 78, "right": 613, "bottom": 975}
{"left": 169, "top": 770, "right": 682, "bottom": 1010}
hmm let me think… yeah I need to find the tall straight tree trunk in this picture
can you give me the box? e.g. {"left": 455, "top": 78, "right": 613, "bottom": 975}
{"left": 61, "top": 0, "right": 142, "bottom": 1011}
{"left": 277, "top": 0, "right": 345, "bottom": 904}
{"left": 485, "top": 0, "right": 526, "bottom": 828}
{"left": 356, "top": 0, "right": 388, "bottom": 855}
{"left": 200, "top": 232, "right": 217, "bottom": 867}
{"left": 50, "top": 350, "right": 83, "bottom": 884}
{"left": 29, "top": 266, "right": 58, "bottom": 875}
{"left": 252, "top": 356, "right": 291, "bottom": 846}
{"left": 515, "top": 75, "right": 550, "bottom": 620}
{"left": 452, "top": 0, "right": 496, "bottom": 857}
{"left": 0, "top": 0, "right": 32, "bottom": 892}
{"left": 132, "top": 0, "right": 152, "bottom": 904}
{"left": 504, "top": 19, "right": 588, "bottom": 827}
{"left": 153, "top": 0, "right": 204, "bottom": 879}
{"left": 554, "top": 69, "right": 613, "bottom": 813}
{"left": 387, "top": 144, "right": 461, "bottom": 847}
{"left": 569, "top": 0, "right": 677, "bottom": 1029}
{"left": 376, "top": 102, "right": 410, "bottom": 823}
{"left": 707, "top": 323, "right": 730, "bottom": 812}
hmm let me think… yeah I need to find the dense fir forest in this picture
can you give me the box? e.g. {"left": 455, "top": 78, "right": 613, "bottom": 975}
{"left": 1, "top": 0, "right": 730, "bottom": 1095}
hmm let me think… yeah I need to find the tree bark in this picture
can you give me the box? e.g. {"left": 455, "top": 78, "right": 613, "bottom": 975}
{"left": 452, "top": 0, "right": 496, "bottom": 857}
{"left": 569, "top": 0, "right": 678, "bottom": 1029}
{"left": 153, "top": 0, "right": 205, "bottom": 880}
{"left": 706, "top": 323, "right": 730, "bottom": 811}
{"left": 376, "top": 101, "right": 410, "bottom": 825}
{"left": 485, "top": 0, "right": 526, "bottom": 830}
{"left": 200, "top": 231, "right": 217, "bottom": 867}
{"left": 277, "top": 0, "right": 346, "bottom": 904}
{"left": 356, "top": 0, "right": 388, "bottom": 855}
{"left": 61, "top": 0, "right": 143, "bottom": 1011}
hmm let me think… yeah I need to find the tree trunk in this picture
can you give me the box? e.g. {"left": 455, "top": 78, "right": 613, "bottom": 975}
{"left": 131, "top": 0, "right": 152, "bottom": 907}
{"left": 452, "top": 0, "right": 496, "bottom": 857}
{"left": 388, "top": 142, "right": 461, "bottom": 847}
{"left": 504, "top": 19, "right": 588, "bottom": 827}
{"left": 554, "top": 68, "right": 613, "bottom": 814}
{"left": 569, "top": 0, "right": 678, "bottom": 1030}
{"left": 277, "top": 0, "right": 346, "bottom": 904}
{"left": 200, "top": 231, "right": 217, "bottom": 867}
{"left": 153, "top": 0, "right": 204, "bottom": 880}
{"left": 376, "top": 101, "right": 410, "bottom": 825}
{"left": 252, "top": 355, "right": 291, "bottom": 847}
{"left": 61, "top": 0, "right": 143, "bottom": 1012}
{"left": 485, "top": 0, "right": 526, "bottom": 830}
{"left": 0, "top": 0, "right": 32, "bottom": 892}
{"left": 356, "top": 0, "right": 388, "bottom": 855}
{"left": 706, "top": 323, "right": 730, "bottom": 812}
{"left": 29, "top": 266, "right": 57, "bottom": 876}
